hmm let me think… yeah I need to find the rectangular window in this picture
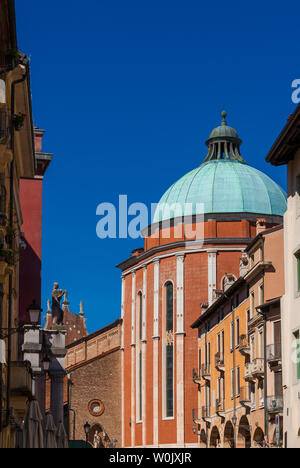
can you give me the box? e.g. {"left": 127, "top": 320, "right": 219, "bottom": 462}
{"left": 259, "top": 283, "right": 264, "bottom": 305}
{"left": 259, "top": 379, "right": 264, "bottom": 407}
{"left": 251, "top": 382, "right": 256, "bottom": 408}
{"left": 230, "top": 322, "right": 234, "bottom": 350}
{"left": 294, "top": 331, "right": 300, "bottom": 380}
{"left": 258, "top": 328, "right": 264, "bottom": 359}
{"left": 250, "top": 292, "right": 255, "bottom": 318}
{"left": 231, "top": 369, "right": 235, "bottom": 398}
{"left": 250, "top": 334, "right": 255, "bottom": 361}
{"left": 221, "top": 330, "right": 224, "bottom": 360}
{"left": 217, "top": 378, "right": 221, "bottom": 401}
{"left": 296, "top": 175, "right": 300, "bottom": 217}
{"left": 246, "top": 309, "right": 250, "bottom": 333}
{"left": 165, "top": 283, "right": 174, "bottom": 418}
{"left": 296, "top": 254, "right": 300, "bottom": 292}
{"left": 217, "top": 333, "right": 220, "bottom": 354}
{"left": 235, "top": 318, "right": 240, "bottom": 348}
{"left": 139, "top": 293, "right": 143, "bottom": 340}
{"left": 236, "top": 367, "right": 240, "bottom": 396}
{"left": 198, "top": 348, "right": 202, "bottom": 374}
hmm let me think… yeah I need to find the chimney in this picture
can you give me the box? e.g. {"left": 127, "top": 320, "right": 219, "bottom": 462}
{"left": 34, "top": 127, "right": 45, "bottom": 153}
{"left": 33, "top": 127, "right": 53, "bottom": 177}
{"left": 256, "top": 218, "right": 267, "bottom": 235}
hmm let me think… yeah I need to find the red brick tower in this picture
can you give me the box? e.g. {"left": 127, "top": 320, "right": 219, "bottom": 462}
{"left": 19, "top": 128, "right": 52, "bottom": 325}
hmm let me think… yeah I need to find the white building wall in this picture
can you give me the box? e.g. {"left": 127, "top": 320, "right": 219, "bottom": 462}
{"left": 282, "top": 149, "right": 300, "bottom": 448}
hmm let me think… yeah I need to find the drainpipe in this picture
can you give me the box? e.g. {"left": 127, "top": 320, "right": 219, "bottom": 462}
{"left": 67, "top": 374, "right": 76, "bottom": 440}
{"left": 5, "top": 70, "right": 27, "bottom": 427}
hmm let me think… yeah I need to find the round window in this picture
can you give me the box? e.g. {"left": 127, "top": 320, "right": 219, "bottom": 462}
{"left": 88, "top": 400, "right": 105, "bottom": 417}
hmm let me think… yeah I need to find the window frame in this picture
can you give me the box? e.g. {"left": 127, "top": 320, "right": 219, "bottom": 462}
{"left": 162, "top": 281, "right": 175, "bottom": 420}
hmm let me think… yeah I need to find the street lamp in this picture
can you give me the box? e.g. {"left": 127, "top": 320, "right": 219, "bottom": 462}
{"left": 27, "top": 300, "right": 42, "bottom": 326}
{"left": 232, "top": 415, "right": 237, "bottom": 449}
{"left": 84, "top": 421, "right": 91, "bottom": 448}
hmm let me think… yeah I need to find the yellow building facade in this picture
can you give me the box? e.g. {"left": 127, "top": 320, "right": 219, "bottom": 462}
{"left": 192, "top": 225, "right": 284, "bottom": 448}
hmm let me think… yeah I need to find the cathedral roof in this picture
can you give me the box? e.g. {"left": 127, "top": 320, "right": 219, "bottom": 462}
{"left": 153, "top": 112, "right": 287, "bottom": 223}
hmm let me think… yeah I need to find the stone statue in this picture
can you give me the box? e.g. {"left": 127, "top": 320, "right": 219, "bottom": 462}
{"left": 93, "top": 430, "right": 101, "bottom": 449}
{"left": 52, "top": 283, "right": 66, "bottom": 325}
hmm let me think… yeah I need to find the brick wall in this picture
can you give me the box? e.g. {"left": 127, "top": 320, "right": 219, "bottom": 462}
{"left": 65, "top": 320, "right": 122, "bottom": 447}
{"left": 67, "top": 348, "right": 121, "bottom": 447}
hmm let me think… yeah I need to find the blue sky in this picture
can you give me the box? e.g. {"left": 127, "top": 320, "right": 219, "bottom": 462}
{"left": 15, "top": 0, "right": 298, "bottom": 332}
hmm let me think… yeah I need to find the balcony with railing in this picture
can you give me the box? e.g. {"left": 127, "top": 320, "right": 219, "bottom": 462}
{"left": 244, "top": 361, "right": 254, "bottom": 381}
{"left": 192, "top": 368, "right": 201, "bottom": 385}
{"left": 239, "top": 334, "right": 250, "bottom": 356}
{"left": 200, "top": 363, "right": 211, "bottom": 381}
{"left": 266, "top": 343, "right": 282, "bottom": 369}
{"left": 202, "top": 406, "right": 211, "bottom": 422}
{"left": 240, "top": 386, "right": 251, "bottom": 408}
{"left": 252, "top": 358, "right": 264, "bottom": 378}
{"left": 267, "top": 396, "right": 283, "bottom": 414}
{"left": 216, "top": 399, "right": 225, "bottom": 418}
{"left": 215, "top": 353, "right": 225, "bottom": 372}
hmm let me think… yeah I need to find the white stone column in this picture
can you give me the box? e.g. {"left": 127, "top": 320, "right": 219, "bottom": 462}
{"left": 176, "top": 254, "right": 185, "bottom": 446}
{"left": 48, "top": 329, "right": 67, "bottom": 426}
{"left": 131, "top": 272, "right": 136, "bottom": 446}
{"left": 153, "top": 259, "right": 160, "bottom": 446}
{"left": 208, "top": 250, "right": 217, "bottom": 305}
{"left": 142, "top": 267, "right": 147, "bottom": 446}
{"left": 121, "top": 275, "right": 125, "bottom": 447}
{"left": 50, "top": 374, "right": 64, "bottom": 425}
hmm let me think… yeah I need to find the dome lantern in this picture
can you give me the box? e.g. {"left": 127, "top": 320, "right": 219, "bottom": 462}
{"left": 204, "top": 111, "right": 246, "bottom": 163}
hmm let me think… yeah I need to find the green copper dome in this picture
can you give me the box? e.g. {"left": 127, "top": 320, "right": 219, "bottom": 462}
{"left": 153, "top": 112, "right": 287, "bottom": 223}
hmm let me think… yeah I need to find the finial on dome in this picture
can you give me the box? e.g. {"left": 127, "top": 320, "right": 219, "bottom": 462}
{"left": 79, "top": 301, "right": 84, "bottom": 316}
{"left": 221, "top": 110, "right": 227, "bottom": 126}
{"left": 203, "top": 110, "right": 246, "bottom": 164}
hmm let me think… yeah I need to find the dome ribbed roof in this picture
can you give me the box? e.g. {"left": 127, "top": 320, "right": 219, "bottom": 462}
{"left": 153, "top": 160, "right": 287, "bottom": 223}
{"left": 209, "top": 124, "right": 239, "bottom": 139}
{"left": 153, "top": 112, "right": 287, "bottom": 224}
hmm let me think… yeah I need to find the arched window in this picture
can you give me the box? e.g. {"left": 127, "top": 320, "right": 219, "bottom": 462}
{"left": 138, "top": 291, "right": 143, "bottom": 341}
{"left": 165, "top": 282, "right": 174, "bottom": 418}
